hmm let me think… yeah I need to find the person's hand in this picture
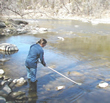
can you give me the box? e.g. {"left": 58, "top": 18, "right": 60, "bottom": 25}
{"left": 43, "top": 63, "right": 46, "bottom": 67}
{"left": 44, "top": 63, "right": 46, "bottom": 67}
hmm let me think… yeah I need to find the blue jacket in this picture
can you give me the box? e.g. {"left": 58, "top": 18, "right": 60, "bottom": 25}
{"left": 25, "top": 43, "right": 45, "bottom": 68}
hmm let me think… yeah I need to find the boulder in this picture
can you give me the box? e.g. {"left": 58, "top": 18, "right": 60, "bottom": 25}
{"left": 0, "top": 69, "right": 4, "bottom": 75}
{"left": 13, "top": 77, "right": 27, "bottom": 87}
{"left": 0, "top": 84, "right": 12, "bottom": 97}
{"left": 0, "top": 96, "right": 6, "bottom": 103}
{"left": 0, "top": 22, "right": 6, "bottom": 28}
{"left": 0, "top": 43, "right": 19, "bottom": 52}
{"left": 9, "top": 91, "right": 26, "bottom": 100}
{"left": 8, "top": 19, "right": 28, "bottom": 25}
{"left": 0, "top": 80, "right": 7, "bottom": 86}
{"left": 16, "top": 28, "right": 28, "bottom": 34}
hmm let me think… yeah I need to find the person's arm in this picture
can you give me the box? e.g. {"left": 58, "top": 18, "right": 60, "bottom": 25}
{"left": 40, "top": 51, "right": 46, "bottom": 66}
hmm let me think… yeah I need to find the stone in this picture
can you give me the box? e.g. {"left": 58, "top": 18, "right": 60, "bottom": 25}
{"left": 68, "top": 71, "right": 83, "bottom": 76}
{"left": 49, "top": 65, "right": 56, "bottom": 69}
{"left": 0, "top": 96, "right": 6, "bottom": 103}
{"left": 0, "top": 22, "right": 6, "bottom": 28}
{"left": 57, "top": 37, "right": 65, "bottom": 41}
{"left": 38, "top": 28, "right": 48, "bottom": 33}
{"left": 0, "top": 58, "right": 10, "bottom": 62}
{"left": 9, "top": 91, "right": 25, "bottom": 99}
{"left": 3, "top": 76, "right": 10, "bottom": 80}
{"left": 0, "top": 75, "right": 3, "bottom": 79}
{"left": 0, "top": 84, "right": 12, "bottom": 97}
{"left": 15, "top": 77, "right": 27, "bottom": 87}
{"left": 0, "top": 69, "right": 4, "bottom": 75}
{"left": 13, "top": 79, "right": 18, "bottom": 83}
{"left": 56, "top": 86, "right": 65, "bottom": 90}
{"left": 8, "top": 19, "right": 28, "bottom": 25}
{"left": 98, "top": 82, "right": 109, "bottom": 88}
{"left": 0, "top": 43, "right": 19, "bottom": 51}
{"left": 0, "top": 81, "right": 7, "bottom": 86}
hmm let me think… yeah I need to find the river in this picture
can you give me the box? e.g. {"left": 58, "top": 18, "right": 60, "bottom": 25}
{"left": 0, "top": 19, "right": 110, "bottom": 103}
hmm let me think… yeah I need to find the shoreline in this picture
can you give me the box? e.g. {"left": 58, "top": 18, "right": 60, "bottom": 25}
{"left": 2, "top": 15, "right": 110, "bottom": 25}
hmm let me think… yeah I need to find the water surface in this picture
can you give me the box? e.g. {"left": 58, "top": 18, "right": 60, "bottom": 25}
{"left": 1, "top": 19, "right": 110, "bottom": 103}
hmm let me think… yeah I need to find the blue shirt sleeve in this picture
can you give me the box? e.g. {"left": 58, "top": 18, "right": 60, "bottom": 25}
{"left": 40, "top": 50, "right": 46, "bottom": 66}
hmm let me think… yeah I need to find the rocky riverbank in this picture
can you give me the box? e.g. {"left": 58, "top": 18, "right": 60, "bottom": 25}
{"left": 0, "top": 73, "right": 27, "bottom": 102}
{"left": 1, "top": 16, "right": 110, "bottom": 37}
{"left": 0, "top": 43, "right": 37, "bottom": 102}
{"left": 0, "top": 19, "right": 49, "bottom": 36}
{"left": 0, "top": 43, "right": 27, "bottom": 102}
{"left": 0, "top": 68, "right": 38, "bottom": 102}
{"left": 0, "top": 18, "right": 49, "bottom": 102}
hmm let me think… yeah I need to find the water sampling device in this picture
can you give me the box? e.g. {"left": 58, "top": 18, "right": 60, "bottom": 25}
{"left": 47, "top": 66, "right": 82, "bottom": 85}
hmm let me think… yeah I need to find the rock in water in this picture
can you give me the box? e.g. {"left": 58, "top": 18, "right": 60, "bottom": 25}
{"left": 57, "top": 37, "right": 65, "bottom": 41}
{"left": 0, "top": 69, "right": 4, "bottom": 75}
{"left": 14, "top": 77, "right": 27, "bottom": 87}
{"left": 0, "top": 43, "right": 19, "bottom": 51}
{"left": 56, "top": 86, "right": 65, "bottom": 90}
{"left": 98, "top": 82, "right": 109, "bottom": 88}
{"left": 0, "top": 84, "right": 12, "bottom": 97}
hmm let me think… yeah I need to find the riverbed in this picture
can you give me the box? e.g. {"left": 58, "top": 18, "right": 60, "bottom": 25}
{"left": 1, "top": 19, "right": 110, "bottom": 103}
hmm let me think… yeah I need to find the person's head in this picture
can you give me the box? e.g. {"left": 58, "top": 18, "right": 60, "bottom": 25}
{"left": 37, "top": 38, "right": 47, "bottom": 47}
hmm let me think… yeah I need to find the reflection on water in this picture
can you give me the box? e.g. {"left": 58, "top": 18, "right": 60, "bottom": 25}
{"left": 27, "top": 80, "right": 38, "bottom": 102}
{"left": 1, "top": 19, "right": 110, "bottom": 103}
{"left": 51, "top": 34, "right": 110, "bottom": 57}
{"left": 0, "top": 50, "right": 18, "bottom": 55}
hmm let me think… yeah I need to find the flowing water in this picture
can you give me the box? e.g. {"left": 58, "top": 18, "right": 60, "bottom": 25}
{"left": 1, "top": 19, "right": 110, "bottom": 103}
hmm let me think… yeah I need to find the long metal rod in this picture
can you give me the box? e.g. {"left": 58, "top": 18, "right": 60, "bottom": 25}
{"left": 47, "top": 66, "right": 82, "bottom": 85}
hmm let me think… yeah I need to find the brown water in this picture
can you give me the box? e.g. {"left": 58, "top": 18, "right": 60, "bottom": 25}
{"left": 1, "top": 19, "right": 110, "bottom": 103}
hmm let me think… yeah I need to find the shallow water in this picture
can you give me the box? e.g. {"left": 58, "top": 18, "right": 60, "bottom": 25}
{"left": 1, "top": 19, "right": 110, "bottom": 102}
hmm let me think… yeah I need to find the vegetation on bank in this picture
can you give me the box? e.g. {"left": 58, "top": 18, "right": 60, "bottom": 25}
{"left": 0, "top": 0, "right": 110, "bottom": 19}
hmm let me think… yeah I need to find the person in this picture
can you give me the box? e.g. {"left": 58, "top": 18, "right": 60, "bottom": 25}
{"left": 25, "top": 38, "right": 47, "bottom": 83}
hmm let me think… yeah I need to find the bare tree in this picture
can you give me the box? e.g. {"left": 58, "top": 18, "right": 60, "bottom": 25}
{"left": 0, "top": 0, "right": 110, "bottom": 19}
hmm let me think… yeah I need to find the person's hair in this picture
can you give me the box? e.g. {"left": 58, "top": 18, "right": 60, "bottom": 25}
{"left": 37, "top": 38, "right": 47, "bottom": 44}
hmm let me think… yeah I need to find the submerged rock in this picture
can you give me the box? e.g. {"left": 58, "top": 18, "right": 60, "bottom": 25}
{"left": 49, "top": 65, "right": 56, "bottom": 69}
{"left": 0, "top": 58, "right": 10, "bottom": 62}
{"left": 68, "top": 71, "right": 83, "bottom": 76}
{"left": 0, "top": 75, "right": 3, "bottom": 79}
{"left": 9, "top": 91, "right": 26, "bottom": 100}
